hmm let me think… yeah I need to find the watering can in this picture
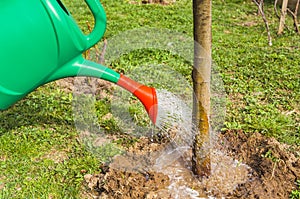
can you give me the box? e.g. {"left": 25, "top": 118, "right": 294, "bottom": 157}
{"left": 0, "top": 0, "right": 158, "bottom": 123}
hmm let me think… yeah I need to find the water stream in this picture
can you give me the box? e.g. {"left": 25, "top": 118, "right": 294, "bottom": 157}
{"left": 152, "top": 89, "right": 251, "bottom": 198}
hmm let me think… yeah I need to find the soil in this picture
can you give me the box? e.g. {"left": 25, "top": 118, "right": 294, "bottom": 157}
{"left": 223, "top": 130, "right": 300, "bottom": 199}
{"left": 80, "top": 131, "right": 300, "bottom": 199}
{"left": 56, "top": 77, "right": 114, "bottom": 100}
{"left": 80, "top": 136, "right": 173, "bottom": 199}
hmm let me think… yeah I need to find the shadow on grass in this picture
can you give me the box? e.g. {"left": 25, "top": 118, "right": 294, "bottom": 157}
{"left": 0, "top": 94, "right": 74, "bottom": 136}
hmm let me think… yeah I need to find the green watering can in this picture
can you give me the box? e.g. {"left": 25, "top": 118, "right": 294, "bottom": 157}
{"left": 0, "top": 0, "right": 158, "bottom": 123}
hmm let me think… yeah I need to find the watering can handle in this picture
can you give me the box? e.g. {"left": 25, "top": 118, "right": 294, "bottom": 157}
{"left": 84, "top": 0, "right": 107, "bottom": 49}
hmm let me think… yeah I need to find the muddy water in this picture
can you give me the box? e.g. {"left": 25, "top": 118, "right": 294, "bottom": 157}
{"left": 153, "top": 89, "right": 251, "bottom": 198}
{"left": 154, "top": 149, "right": 251, "bottom": 198}
{"left": 154, "top": 89, "right": 194, "bottom": 167}
{"left": 85, "top": 131, "right": 300, "bottom": 198}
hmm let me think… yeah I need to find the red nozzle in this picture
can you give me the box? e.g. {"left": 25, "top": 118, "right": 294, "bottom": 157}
{"left": 117, "top": 74, "right": 158, "bottom": 124}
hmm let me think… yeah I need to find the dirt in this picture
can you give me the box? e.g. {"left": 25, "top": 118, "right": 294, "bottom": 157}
{"left": 83, "top": 169, "right": 170, "bottom": 199}
{"left": 223, "top": 130, "right": 300, "bottom": 199}
{"left": 80, "top": 130, "right": 300, "bottom": 199}
{"left": 56, "top": 77, "right": 115, "bottom": 102}
{"left": 80, "top": 136, "right": 173, "bottom": 199}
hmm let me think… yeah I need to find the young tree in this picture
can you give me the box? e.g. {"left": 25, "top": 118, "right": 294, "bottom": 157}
{"left": 192, "top": 0, "right": 212, "bottom": 177}
{"left": 278, "top": 0, "right": 289, "bottom": 34}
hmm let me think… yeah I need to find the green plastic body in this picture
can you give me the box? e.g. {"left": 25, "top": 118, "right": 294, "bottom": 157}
{"left": 0, "top": 0, "right": 120, "bottom": 110}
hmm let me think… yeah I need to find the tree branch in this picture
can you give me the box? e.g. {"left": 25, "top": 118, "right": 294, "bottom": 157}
{"left": 253, "top": 0, "right": 272, "bottom": 46}
{"left": 287, "top": 8, "right": 299, "bottom": 33}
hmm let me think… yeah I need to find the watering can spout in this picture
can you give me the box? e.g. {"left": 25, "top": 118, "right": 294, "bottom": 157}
{"left": 117, "top": 75, "right": 158, "bottom": 124}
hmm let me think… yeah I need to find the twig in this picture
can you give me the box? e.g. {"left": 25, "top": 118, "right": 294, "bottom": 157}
{"left": 287, "top": 8, "right": 300, "bottom": 33}
{"left": 258, "top": 0, "right": 264, "bottom": 15}
{"left": 274, "top": 0, "right": 280, "bottom": 19}
{"left": 86, "top": 20, "right": 102, "bottom": 63}
{"left": 99, "top": 38, "right": 107, "bottom": 65}
{"left": 295, "top": 0, "right": 300, "bottom": 15}
{"left": 294, "top": 0, "right": 300, "bottom": 33}
{"left": 253, "top": 0, "right": 272, "bottom": 46}
{"left": 86, "top": 20, "right": 92, "bottom": 32}
{"left": 270, "top": 161, "right": 277, "bottom": 180}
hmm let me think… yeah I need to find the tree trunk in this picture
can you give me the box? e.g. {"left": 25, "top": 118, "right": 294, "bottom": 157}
{"left": 192, "top": 0, "right": 212, "bottom": 177}
{"left": 278, "top": 0, "right": 289, "bottom": 34}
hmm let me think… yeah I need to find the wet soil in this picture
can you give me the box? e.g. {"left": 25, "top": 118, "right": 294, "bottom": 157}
{"left": 80, "top": 136, "right": 173, "bottom": 199}
{"left": 80, "top": 130, "right": 300, "bottom": 199}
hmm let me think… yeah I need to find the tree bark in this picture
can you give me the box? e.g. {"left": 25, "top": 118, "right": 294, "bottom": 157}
{"left": 278, "top": 0, "right": 289, "bottom": 34}
{"left": 192, "top": 0, "right": 212, "bottom": 177}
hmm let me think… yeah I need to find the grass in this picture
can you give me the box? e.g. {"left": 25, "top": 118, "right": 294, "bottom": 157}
{"left": 290, "top": 180, "right": 300, "bottom": 199}
{"left": 0, "top": 85, "right": 100, "bottom": 198}
{"left": 212, "top": 1, "right": 300, "bottom": 144}
{"left": 0, "top": 0, "right": 299, "bottom": 198}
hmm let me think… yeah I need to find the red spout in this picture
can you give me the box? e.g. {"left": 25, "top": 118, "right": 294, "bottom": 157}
{"left": 117, "top": 74, "right": 158, "bottom": 124}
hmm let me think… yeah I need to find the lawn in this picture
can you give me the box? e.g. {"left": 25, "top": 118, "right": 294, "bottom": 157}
{"left": 0, "top": 0, "right": 299, "bottom": 198}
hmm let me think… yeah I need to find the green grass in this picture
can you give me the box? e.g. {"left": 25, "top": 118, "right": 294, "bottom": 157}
{"left": 0, "top": 84, "right": 100, "bottom": 198}
{"left": 0, "top": 0, "right": 299, "bottom": 198}
{"left": 290, "top": 180, "right": 300, "bottom": 199}
{"left": 212, "top": 0, "right": 300, "bottom": 144}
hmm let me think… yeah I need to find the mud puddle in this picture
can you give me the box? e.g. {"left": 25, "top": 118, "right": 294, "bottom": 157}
{"left": 80, "top": 130, "right": 300, "bottom": 198}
